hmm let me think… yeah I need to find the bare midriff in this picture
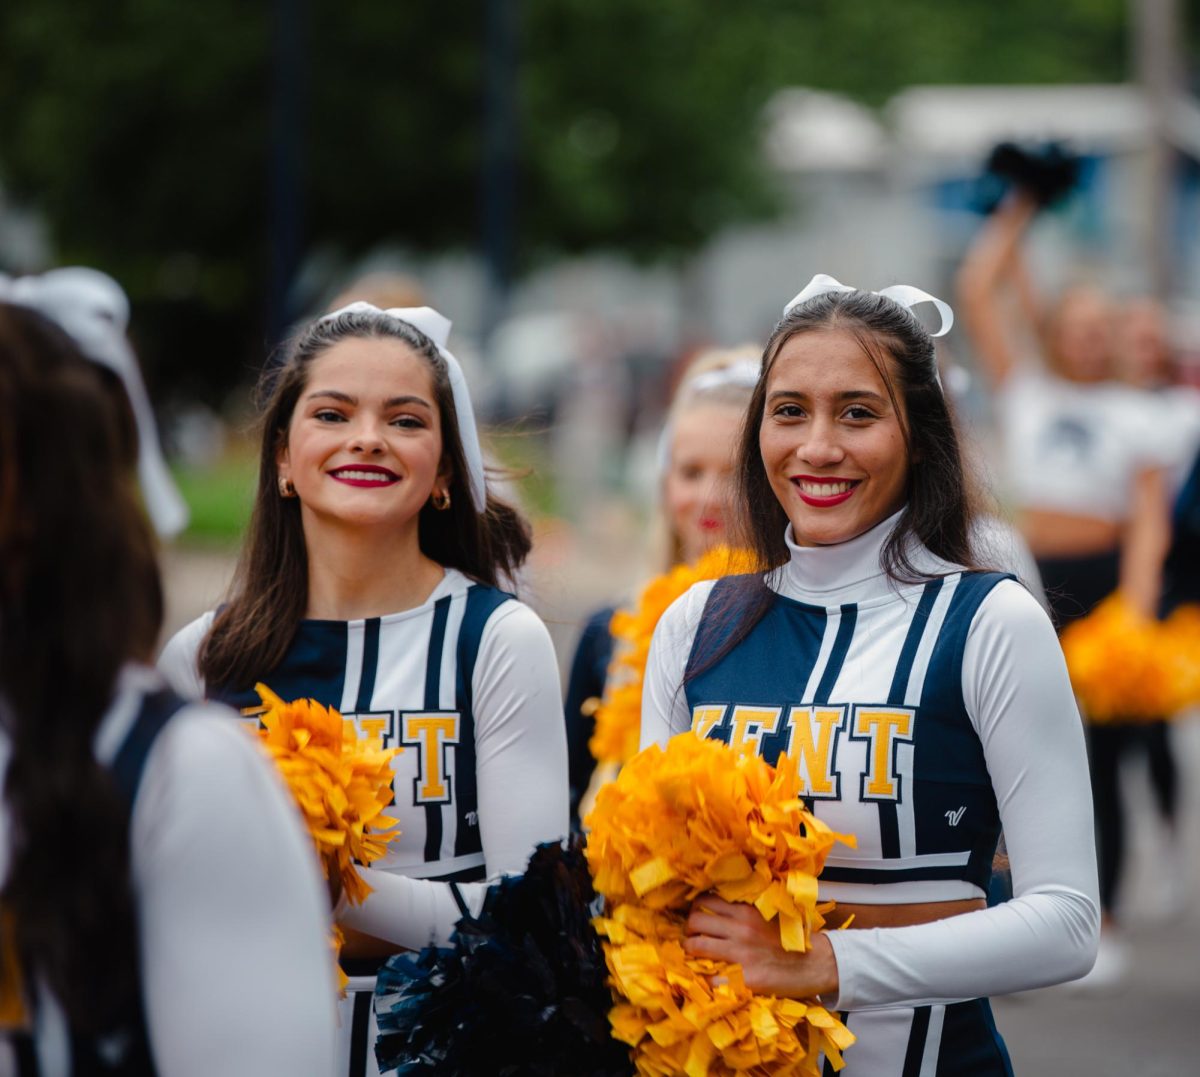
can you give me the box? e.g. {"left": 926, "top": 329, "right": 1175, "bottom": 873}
{"left": 826, "top": 897, "right": 986, "bottom": 931}
{"left": 1018, "top": 509, "right": 1121, "bottom": 558}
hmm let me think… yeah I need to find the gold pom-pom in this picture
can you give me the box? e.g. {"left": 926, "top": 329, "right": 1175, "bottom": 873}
{"left": 252, "top": 683, "right": 401, "bottom": 906}
{"left": 585, "top": 733, "right": 856, "bottom": 1075}
{"left": 590, "top": 547, "right": 759, "bottom": 765}
{"left": 1060, "top": 597, "right": 1200, "bottom": 723}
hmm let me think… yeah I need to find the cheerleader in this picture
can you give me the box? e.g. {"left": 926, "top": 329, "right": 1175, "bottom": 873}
{"left": 1104, "top": 298, "right": 1200, "bottom": 919}
{"left": 0, "top": 280, "right": 336, "bottom": 1075}
{"left": 958, "top": 195, "right": 1177, "bottom": 982}
{"left": 157, "top": 302, "right": 569, "bottom": 1077}
{"left": 564, "top": 347, "right": 758, "bottom": 821}
{"left": 642, "top": 276, "right": 1099, "bottom": 1073}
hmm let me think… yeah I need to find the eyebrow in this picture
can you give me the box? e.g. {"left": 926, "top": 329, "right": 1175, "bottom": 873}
{"left": 305, "top": 390, "right": 433, "bottom": 410}
{"left": 767, "top": 389, "right": 888, "bottom": 405}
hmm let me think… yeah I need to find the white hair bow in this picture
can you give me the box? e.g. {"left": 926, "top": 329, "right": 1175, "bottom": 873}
{"left": 0, "top": 268, "right": 190, "bottom": 537}
{"left": 319, "top": 302, "right": 487, "bottom": 512}
{"left": 783, "top": 273, "right": 955, "bottom": 338}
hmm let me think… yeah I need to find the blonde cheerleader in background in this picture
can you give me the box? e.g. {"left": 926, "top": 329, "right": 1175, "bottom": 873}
{"left": 565, "top": 347, "right": 759, "bottom": 822}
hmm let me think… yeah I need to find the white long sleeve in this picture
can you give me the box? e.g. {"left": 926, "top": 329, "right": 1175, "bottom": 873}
{"left": 824, "top": 581, "right": 1099, "bottom": 1009}
{"left": 134, "top": 704, "right": 338, "bottom": 1074}
{"left": 339, "top": 601, "right": 569, "bottom": 948}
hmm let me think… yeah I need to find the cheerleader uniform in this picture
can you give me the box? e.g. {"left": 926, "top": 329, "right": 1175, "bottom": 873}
{"left": 0, "top": 665, "right": 336, "bottom": 1076}
{"left": 158, "top": 568, "right": 569, "bottom": 1077}
{"left": 642, "top": 512, "right": 1098, "bottom": 1075}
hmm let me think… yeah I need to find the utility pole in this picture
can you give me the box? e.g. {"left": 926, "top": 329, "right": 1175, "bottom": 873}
{"left": 1132, "top": 0, "right": 1183, "bottom": 299}
{"left": 481, "top": 0, "right": 518, "bottom": 358}
{"left": 267, "top": 0, "right": 307, "bottom": 349}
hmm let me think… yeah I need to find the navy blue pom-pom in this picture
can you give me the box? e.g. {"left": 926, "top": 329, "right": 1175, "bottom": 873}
{"left": 374, "top": 837, "right": 631, "bottom": 1076}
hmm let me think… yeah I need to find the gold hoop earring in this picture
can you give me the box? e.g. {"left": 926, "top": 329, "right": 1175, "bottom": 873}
{"left": 432, "top": 489, "right": 451, "bottom": 511}
{"left": 279, "top": 476, "right": 296, "bottom": 498}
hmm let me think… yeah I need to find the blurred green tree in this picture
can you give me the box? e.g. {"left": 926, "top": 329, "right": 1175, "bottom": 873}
{"left": 0, "top": 0, "right": 1151, "bottom": 401}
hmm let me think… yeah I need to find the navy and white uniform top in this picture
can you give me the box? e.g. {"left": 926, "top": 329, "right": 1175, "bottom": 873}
{"left": 0, "top": 665, "right": 336, "bottom": 1077}
{"left": 998, "top": 368, "right": 1176, "bottom": 521}
{"left": 159, "top": 567, "right": 569, "bottom": 951}
{"left": 642, "top": 512, "right": 1099, "bottom": 1011}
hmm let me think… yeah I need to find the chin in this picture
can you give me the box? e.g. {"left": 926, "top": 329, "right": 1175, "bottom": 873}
{"left": 790, "top": 515, "right": 874, "bottom": 548}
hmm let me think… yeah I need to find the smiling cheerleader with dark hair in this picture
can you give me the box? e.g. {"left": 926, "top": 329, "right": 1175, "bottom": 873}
{"left": 158, "top": 301, "right": 568, "bottom": 1077}
{"left": 641, "top": 275, "right": 1099, "bottom": 1074}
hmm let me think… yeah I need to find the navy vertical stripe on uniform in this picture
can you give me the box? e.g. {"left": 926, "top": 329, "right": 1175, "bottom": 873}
{"left": 934, "top": 999, "right": 1012, "bottom": 1076}
{"left": 349, "top": 993, "right": 372, "bottom": 1077}
{"left": 450, "top": 586, "right": 512, "bottom": 862}
{"left": 110, "top": 689, "right": 187, "bottom": 804}
{"left": 814, "top": 604, "right": 857, "bottom": 705}
{"left": 355, "top": 618, "right": 381, "bottom": 713}
{"left": 877, "top": 579, "right": 944, "bottom": 858}
{"left": 421, "top": 598, "right": 452, "bottom": 864}
{"left": 916, "top": 574, "right": 1012, "bottom": 886}
{"left": 901, "top": 1005, "right": 932, "bottom": 1077}
{"left": 13, "top": 1033, "right": 37, "bottom": 1076}
{"left": 888, "top": 580, "right": 944, "bottom": 703}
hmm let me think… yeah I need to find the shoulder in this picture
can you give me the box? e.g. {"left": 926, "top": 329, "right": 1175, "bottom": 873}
{"left": 148, "top": 700, "right": 268, "bottom": 787}
{"left": 657, "top": 577, "right": 720, "bottom": 638}
{"left": 648, "top": 578, "right": 723, "bottom": 673}
{"left": 964, "top": 576, "right": 1061, "bottom": 664}
{"left": 157, "top": 610, "right": 216, "bottom": 699}
{"left": 132, "top": 697, "right": 306, "bottom": 859}
{"left": 471, "top": 587, "right": 541, "bottom": 638}
{"left": 970, "top": 574, "right": 1047, "bottom": 625}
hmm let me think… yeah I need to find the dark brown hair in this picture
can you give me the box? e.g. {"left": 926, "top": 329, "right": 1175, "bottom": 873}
{"left": 199, "top": 307, "right": 532, "bottom": 694}
{"left": 0, "top": 303, "right": 163, "bottom": 1035}
{"left": 689, "top": 288, "right": 986, "bottom": 680}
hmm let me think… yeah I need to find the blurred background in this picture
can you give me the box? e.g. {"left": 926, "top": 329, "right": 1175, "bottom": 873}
{"left": 4, "top": 1, "right": 1200, "bottom": 1071}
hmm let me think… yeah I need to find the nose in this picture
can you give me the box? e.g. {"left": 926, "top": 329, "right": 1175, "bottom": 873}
{"left": 349, "top": 418, "right": 386, "bottom": 455}
{"left": 701, "top": 470, "right": 734, "bottom": 517}
{"left": 797, "top": 416, "right": 844, "bottom": 468}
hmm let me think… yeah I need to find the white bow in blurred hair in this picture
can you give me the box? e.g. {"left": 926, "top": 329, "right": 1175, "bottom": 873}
{"left": 319, "top": 302, "right": 487, "bottom": 512}
{"left": 783, "top": 273, "right": 955, "bottom": 339}
{"left": 0, "top": 268, "right": 189, "bottom": 538}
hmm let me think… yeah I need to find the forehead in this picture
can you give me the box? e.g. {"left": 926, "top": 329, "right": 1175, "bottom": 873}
{"left": 304, "top": 335, "right": 435, "bottom": 397}
{"left": 672, "top": 402, "right": 743, "bottom": 457}
{"left": 768, "top": 327, "right": 893, "bottom": 393}
{"left": 1057, "top": 288, "right": 1111, "bottom": 322}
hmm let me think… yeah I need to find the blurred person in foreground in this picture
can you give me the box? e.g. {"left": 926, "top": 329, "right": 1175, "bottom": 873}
{"left": 564, "top": 346, "right": 759, "bottom": 824}
{"left": 958, "top": 191, "right": 1176, "bottom": 986}
{"left": 0, "top": 275, "right": 336, "bottom": 1075}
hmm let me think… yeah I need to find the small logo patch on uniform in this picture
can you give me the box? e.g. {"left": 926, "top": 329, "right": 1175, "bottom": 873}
{"left": 945, "top": 806, "right": 967, "bottom": 827}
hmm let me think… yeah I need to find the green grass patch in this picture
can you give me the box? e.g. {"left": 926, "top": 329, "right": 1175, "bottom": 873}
{"left": 172, "top": 451, "right": 258, "bottom": 544}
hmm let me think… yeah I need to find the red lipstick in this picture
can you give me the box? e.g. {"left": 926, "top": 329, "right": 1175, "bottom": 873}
{"left": 791, "top": 475, "right": 860, "bottom": 508}
{"left": 329, "top": 464, "right": 400, "bottom": 488}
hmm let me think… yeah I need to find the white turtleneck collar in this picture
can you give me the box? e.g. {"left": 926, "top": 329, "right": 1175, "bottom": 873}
{"left": 771, "top": 508, "right": 959, "bottom": 607}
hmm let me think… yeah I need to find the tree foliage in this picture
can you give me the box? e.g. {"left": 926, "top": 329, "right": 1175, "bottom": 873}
{"left": 0, "top": 0, "right": 1175, "bottom": 399}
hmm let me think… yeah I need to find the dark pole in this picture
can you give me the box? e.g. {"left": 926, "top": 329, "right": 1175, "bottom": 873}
{"left": 268, "top": 0, "right": 307, "bottom": 349}
{"left": 481, "top": 0, "right": 517, "bottom": 357}
{"left": 1132, "top": 0, "right": 1182, "bottom": 299}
